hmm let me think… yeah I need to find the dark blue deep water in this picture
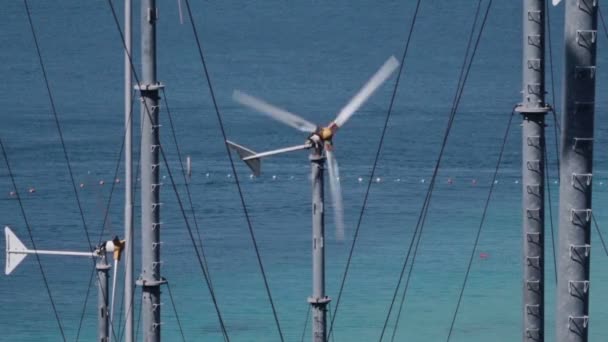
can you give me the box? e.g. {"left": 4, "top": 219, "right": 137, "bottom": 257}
{"left": 2, "top": 1, "right": 608, "bottom": 341}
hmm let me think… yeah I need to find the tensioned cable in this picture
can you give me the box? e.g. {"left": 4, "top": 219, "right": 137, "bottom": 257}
{"left": 376, "top": 1, "right": 489, "bottom": 340}
{"left": 104, "top": 1, "right": 231, "bottom": 340}
{"left": 388, "top": 276, "right": 410, "bottom": 342}
{"left": 162, "top": 88, "right": 213, "bottom": 284}
{"left": 22, "top": 1, "right": 125, "bottom": 340}
{"left": 299, "top": 307, "right": 310, "bottom": 342}
{"left": 326, "top": 0, "right": 424, "bottom": 338}
{"left": 328, "top": 303, "right": 336, "bottom": 342}
{"left": 445, "top": 110, "right": 514, "bottom": 342}
{"left": 593, "top": 215, "right": 608, "bottom": 256}
{"left": 114, "top": 144, "right": 143, "bottom": 342}
{"left": 0, "top": 139, "right": 67, "bottom": 341}
{"left": 135, "top": 288, "right": 143, "bottom": 341}
{"left": 23, "top": 0, "right": 94, "bottom": 251}
{"left": 543, "top": 0, "right": 560, "bottom": 286}
{"left": 545, "top": 0, "right": 561, "bottom": 184}
{"left": 180, "top": 0, "right": 284, "bottom": 339}
{"left": 543, "top": 142, "right": 558, "bottom": 284}
{"left": 166, "top": 281, "right": 187, "bottom": 342}
{"left": 75, "top": 90, "right": 137, "bottom": 342}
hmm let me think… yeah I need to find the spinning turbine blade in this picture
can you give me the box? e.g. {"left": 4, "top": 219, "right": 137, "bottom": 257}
{"left": 233, "top": 90, "right": 317, "bottom": 133}
{"left": 333, "top": 56, "right": 400, "bottom": 128}
{"left": 326, "top": 147, "right": 345, "bottom": 241}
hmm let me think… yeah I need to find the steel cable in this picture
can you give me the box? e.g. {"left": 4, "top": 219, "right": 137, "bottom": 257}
{"left": 377, "top": 1, "right": 490, "bottom": 340}
{"left": 300, "top": 307, "right": 310, "bottom": 342}
{"left": 23, "top": 1, "right": 126, "bottom": 340}
{"left": 326, "top": 0, "right": 424, "bottom": 338}
{"left": 0, "top": 138, "right": 67, "bottom": 341}
{"left": 162, "top": 88, "right": 214, "bottom": 286}
{"left": 445, "top": 109, "right": 515, "bottom": 342}
{"left": 180, "top": 0, "right": 285, "bottom": 340}
{"left": 544, "top": 142, "right": 559, "bottom": 284}
{"left": 166, "top": 281, "right": 187, "bottom": 342}
{"left": 75, "top": 90, "right": 137, "bottom": 342}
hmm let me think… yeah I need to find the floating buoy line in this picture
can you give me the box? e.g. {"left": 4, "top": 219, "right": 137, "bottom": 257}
{"left": 10, "top": 174, "right": 608, "bottom": 198}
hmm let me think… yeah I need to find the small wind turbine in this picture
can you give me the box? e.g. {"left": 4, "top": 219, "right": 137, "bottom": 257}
{"left": 5, "top": 226, "right": 125, "bottom": 342}
{"left": 226, "top": 56, "right": 399, "bottom": 342}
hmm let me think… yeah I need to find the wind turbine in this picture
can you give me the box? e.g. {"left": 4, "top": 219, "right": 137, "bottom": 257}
{"left": 5, "top": 226, "right": 124, "bottom": 342}
{"left": 227, "top": 56, "right": 399, "bottom": 342}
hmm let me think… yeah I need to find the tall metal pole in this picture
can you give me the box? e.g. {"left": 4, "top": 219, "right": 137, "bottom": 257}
{"left": 123, "top": 0, "right": 134, "bottom": 341}
{"left": 97, "top": 254, "right": 111, "bottom": 342}
{"left": 137, "top": 1, "right": 165, "bottom": 341}
{"left": 308, "top": 147, "right": 330, "bottom": 342}
{"left": 557, "top": 1, "right": 597, "bottom": 341}
{"left": 517, "top": 0, "right": 548, "bottom": 341}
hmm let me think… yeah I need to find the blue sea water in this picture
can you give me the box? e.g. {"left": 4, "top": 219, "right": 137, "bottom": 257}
{"left": 2, "top": 0, "right": 608, "bottom": 341}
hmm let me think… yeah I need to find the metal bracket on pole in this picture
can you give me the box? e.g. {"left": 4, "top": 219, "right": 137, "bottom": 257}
{"left": 134, "top": 82, "right": 165, "bottom": 92}
{"left": 569, "top": 244, "right": 591, "bottom": 262}
{"left": 571, "top": 173, "right": 593, "bottom": 188}
{"left": 568, "top": 280, "right": 590, "bottom": 299}
{"left": 577, "top": 0, "right": 597, "bottom": 10}
{"left": 526, "top": 232, "right": 541, "bottom": 244}
{"left": 568, "top": 316, "right": 589, "bottom": 335}
{"left": 526, "top": 160, "right": 541, "bottom": 172}
{"left": 526, "top": 208, "right": 541, "bottom": 220}
{"left": 526, "top": 184, "right": 541, "bottom": 196}
{"left": 136, "top": 278, "right": 167, "bottom": 287}
{"left": 576, "top": 30, "right": 597, "bottom": 47}
{"left": 569, "top": 209, "right": 592, "bottom": 225}
{"left": 515, "top": 105, "right": 550, "bottom": 114}
{"left": 526, "top": 280, "right": 541, "bottom": 292}
{"left": 572, "top": 137, "right": 593, "bottom": 151}
{"left": 307, "top": 296, "right": 331, "bottom": 305}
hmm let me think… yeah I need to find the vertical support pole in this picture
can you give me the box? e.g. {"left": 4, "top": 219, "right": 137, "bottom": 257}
{"left": 97, "top": 254, "right": 111, "bottom": 342}
{"left": 123, "top": 0, "right": 134, "bottom": 341}
{"left": 308, "top": 146, "right": 330, "bottom": 342}
{"left": 137, "top": 1, "right": 165, "bottom": 341}
{"left": 517, "top": 0, "right": 548, "bottom": 341}
{"left": 557, "top": 1, "right": 597, "bottom": 341}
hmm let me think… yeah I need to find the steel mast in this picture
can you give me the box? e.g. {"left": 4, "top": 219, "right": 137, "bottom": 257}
{"left": 96, "top": 249, "right": 111, "bottom": 342}
{"left": 516, "top": 0, "right": 548, "bottom": 341}
{"left": 123, "top": 0, "right": 134, "bottom": 341}
{"left": 557, "top": 1, "right": 597, "bottom": 341}
{"left": 136, "top": 0, "right": 165, "bottom": 341}
{"left": 308, "top": 145, "right": 331, "bottom": 342}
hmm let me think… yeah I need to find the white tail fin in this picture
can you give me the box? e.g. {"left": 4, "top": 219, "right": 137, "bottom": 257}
{"left": 226, "top": 140, "right": 262, "bottom": 176}
{"left": 553, "top": 0, "right": 562, "bottom": 5}
{"left": 5, "top": 226, "right": 28, "bottom": 275}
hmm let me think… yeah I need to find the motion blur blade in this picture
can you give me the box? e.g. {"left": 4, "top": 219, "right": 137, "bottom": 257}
{"left": 333, "top": 56, "right": 400, "bottom": 128}
{"left": 233, "top": 90, "right": 317, "bottom": 133}
{"left": 325, "top": 146, "right": 345, "bottom": 241}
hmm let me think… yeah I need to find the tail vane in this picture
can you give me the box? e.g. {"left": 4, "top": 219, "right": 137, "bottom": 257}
{"left": 226, "top": 140, "right": 262, "bottom": 177}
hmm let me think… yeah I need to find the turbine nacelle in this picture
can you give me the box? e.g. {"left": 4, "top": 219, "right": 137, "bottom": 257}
{"left": 228, "top": 56, "right": 400, "bottom": 240}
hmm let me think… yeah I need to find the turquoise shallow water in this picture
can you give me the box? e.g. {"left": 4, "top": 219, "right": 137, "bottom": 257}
{"left": 2, "top": 1, "right": 608, "bottom": 341}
